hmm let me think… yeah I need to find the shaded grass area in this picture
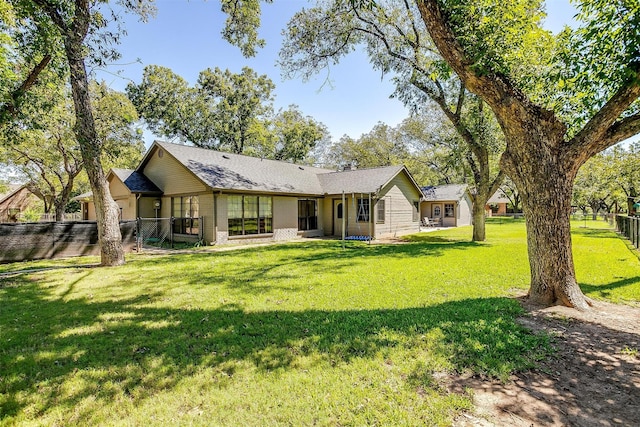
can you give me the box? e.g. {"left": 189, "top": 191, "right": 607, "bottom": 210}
{"left": 1, "top": 221, "right": 639, "bottom": 425}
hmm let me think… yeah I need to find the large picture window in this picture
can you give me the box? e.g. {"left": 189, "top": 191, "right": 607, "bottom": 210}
{"left": 228, "top": 195, "right": 273, "bottom": 236}
{"left": 172, "top": 195, "right": 200, "bottom": 235}
{"left": 298, "top": 199, "right": 318, "bottom": 231}
{"left": 357, "top": 198, "right": 370, "bottom": 222}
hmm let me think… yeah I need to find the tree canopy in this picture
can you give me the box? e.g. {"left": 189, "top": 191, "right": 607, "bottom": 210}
{"left": 128, "top": 65, "right": 329, "bottom": 162}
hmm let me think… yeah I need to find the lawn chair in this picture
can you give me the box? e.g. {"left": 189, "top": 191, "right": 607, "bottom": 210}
{"left": 422, "top": 217, "right": 433, "bottom": 227}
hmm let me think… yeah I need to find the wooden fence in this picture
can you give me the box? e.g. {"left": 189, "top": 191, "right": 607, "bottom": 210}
{"left": 0, "top": 221, "right": 136, "bottom": 263}
{"left": 616, "top": 215, "right": 640, "bottom": 250}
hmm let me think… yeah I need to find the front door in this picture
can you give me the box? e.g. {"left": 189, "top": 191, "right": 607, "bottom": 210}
{"left": 432, "top": 204, "right": 443, "bottom": 225}
{"left": 334, "top": 199, "right": 344, "bottom": 236}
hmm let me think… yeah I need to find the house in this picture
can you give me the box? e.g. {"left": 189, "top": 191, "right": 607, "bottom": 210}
{"left": 420, "top": 184, "right": 473, "bottom": 227}
{"left": 485, "top": 191, "right": 510, "bottom": 216}
{"left": 80, "top": 141, "right": 424, "bottom": 244}
{"left": 0, "top": 184, "right": 41, "bottom": 223}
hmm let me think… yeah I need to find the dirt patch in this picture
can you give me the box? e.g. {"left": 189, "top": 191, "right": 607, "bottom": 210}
{"left": 451, "top": 298, "right": 640, "bottom": 426}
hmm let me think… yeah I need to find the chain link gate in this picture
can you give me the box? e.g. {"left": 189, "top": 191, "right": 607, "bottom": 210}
{"left": 136, "top": 217, "right": 172, "bottom": 250}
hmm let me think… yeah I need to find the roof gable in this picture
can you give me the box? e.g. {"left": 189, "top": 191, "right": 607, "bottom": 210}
{"left": 422, "top": 184, "right": 469, "bottom": 201}
{"left": 317, "top": 166, "right": 406, "bottom": 195}
{"left": 110, "top": 168, "right": 162, "bottom": 194}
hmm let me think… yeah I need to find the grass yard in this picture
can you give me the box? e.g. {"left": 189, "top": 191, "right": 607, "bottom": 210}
{"left": 1, "top": 220, "right": 639, "bottom": 425}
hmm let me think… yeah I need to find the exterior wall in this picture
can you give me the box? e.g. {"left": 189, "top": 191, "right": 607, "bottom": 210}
{"left": 374, "top": 173, "right": 421, "bottom": 238}
{"left": 199, "top": 193, "right": 215, "bottom": 244}
{"left": 272, "top": 196, "right": 297, "bottom": 241}
{"left": 83, "top": 201, "right": 97, "bottom": 221}
{"left": 138, "top": 197, "right": 160, "bottom": 218}
{"left": 142, "top": 146, "right": 206, "bottom": 196}
{"left": 458, "top": 193, "right": 473, "bottom": 226}
{"left": 113, "top": 194, "right": 137, "bottom": 221}
{"left": 322, "top": 196, "right": 333, "bottom": 236}
{"left": 215, "top": 193, "right": 229, "bottom": 243}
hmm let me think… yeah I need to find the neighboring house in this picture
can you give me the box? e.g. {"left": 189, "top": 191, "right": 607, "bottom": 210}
{"left": 80, "top": 141, "right": 424, "bottom": 244}
{"left": 485, "top": 191, "right": 510, "bottom": 216}
{"left": 420, "top": 184, "right": 473, "bottom": 227}
{"left": 0, "top": 184, "right": 41, "bottom": 223}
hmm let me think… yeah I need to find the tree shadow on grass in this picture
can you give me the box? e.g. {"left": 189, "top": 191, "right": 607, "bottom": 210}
{"left": 127, "top": 239, "right": 484, "bottom": 296}
{"left": 580, "top": 276, "right": 640, "bottom": 299}
{"left": 1, "top": 275, "right": 545, "bottom": 424}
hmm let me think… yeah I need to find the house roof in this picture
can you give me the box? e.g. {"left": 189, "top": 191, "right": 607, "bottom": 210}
{"left": 110, "top": 168, "right": 162, "bottom": 194}
{"left": 488, "top": 191, "right": 510, "bottom": 204}
{"left": 317, "top": 165, "right": 406, "bottom": 195}
{"left": 421, "top": 184, "right": 469, "bottom": 201}
{"left": 148, "top": 141, "right": 334, "bottom": 196}
{"left": 0, "top": 184, "right": 25, "bottom": 204}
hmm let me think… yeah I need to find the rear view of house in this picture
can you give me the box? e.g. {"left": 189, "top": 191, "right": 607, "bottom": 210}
{"left": 80, "top": 141, "right": 424, "bottom": 245}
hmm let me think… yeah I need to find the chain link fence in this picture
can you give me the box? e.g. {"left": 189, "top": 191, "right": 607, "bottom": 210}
{"left": 136, "top": 217, "right": 204, "bottom": 251}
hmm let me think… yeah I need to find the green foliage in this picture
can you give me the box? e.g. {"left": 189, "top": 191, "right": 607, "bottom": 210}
{"left": 18, "top": 204, "right": 42, "bottom": 222}
{"left": 220, "top": 0, "right": 270, "bottom": 57}
{"left": 271, "top": 104, "right": 330, "bottom": 163}
{"left": 440, "top": 0, "right": 551, "bottom": 78}
{"left": 0, "top": 80, "right": 143, "bottom": 218}
{"left": 128, "top": 66, "right": 328, "bottom": 162}
{"left": 198, "top": 66, "right": 275, "bottom": 154}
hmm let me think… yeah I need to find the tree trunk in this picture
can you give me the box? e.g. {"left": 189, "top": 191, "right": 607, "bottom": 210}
{"left": 64, "top": 39, "right": 124, "bottom": 266}
{"left": 503, "top": 147, "right": 592, "bottom": 310}
{"left": 471, "top": 194, "right": 486, "bottom": 241}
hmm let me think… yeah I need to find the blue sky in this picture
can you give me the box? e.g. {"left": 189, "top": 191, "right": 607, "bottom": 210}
{"left": 98, "top": 1, "right": 578, "bottom": 144}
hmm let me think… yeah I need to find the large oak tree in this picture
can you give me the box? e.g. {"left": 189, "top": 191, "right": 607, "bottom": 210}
{"left": 416, "top": 0, "right": 640, "bottom": 309}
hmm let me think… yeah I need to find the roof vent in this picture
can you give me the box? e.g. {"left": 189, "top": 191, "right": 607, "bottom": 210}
{"left": 222, "top": 155, "right": 230, "bottom": 159}
{"left": 342, "top": 163, "right": 356, "bottom": 171}
{"left": 298, "top": 166, "right": 304, "bottom": 170}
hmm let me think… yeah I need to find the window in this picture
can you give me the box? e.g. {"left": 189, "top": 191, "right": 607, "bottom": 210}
{"left": 298, "top": 199, "right": 318, "bottom": 231}
{"left": 376, "top": 199, "right": 385, "bottom": 223}
{"left": 172, "top": 195, "right": 200, "bottom": 235}
{"left": 413, "top": 201, "right": 419, "bottom": 222}
{"left": 228, "top": 195, "right": 272, "bottom": 236}
{"left": 433, "top": 206, "right": 441, "bottom": 217}
{"left": 357, "top": 198, "right": 370, "bottom": 222}
{"left": 445, "top": 203, "right": 455, "bottom": 218}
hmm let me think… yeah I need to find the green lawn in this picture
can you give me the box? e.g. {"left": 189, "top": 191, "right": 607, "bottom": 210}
{"left": 1, "top": 220, "right": 638, "bottom": 425}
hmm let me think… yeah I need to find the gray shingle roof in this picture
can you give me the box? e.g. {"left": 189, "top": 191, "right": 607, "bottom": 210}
{"left": 317, "top": 165, "right": 405, "bottom": 195}
{"left": 421, "top": 184, "right": 468, "bottom": 201}
{"left": 111, "top": 168, "right": 162, "bottom": 194}
{"left": 155, "top": 141, "right": 334, "bottom": 195}
{"left": 146, "top": 142, "right": 420, "bottom": 196}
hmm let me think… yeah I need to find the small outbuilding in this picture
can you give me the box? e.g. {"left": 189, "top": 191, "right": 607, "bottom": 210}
{"left": 420, "top": 184, "right": 473, "bottom": 227}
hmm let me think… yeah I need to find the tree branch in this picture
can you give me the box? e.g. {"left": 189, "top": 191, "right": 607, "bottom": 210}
{"left": 0, "top": 55, "right": 52, "bottom": 120}
{"left": 569, "top": 70, "right": 640, "bottom": 158}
